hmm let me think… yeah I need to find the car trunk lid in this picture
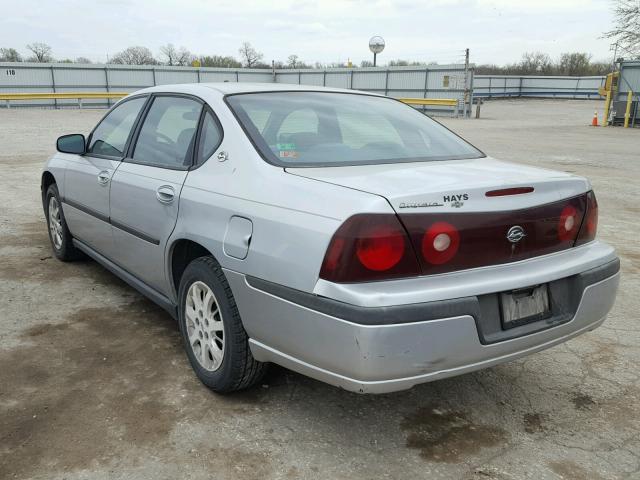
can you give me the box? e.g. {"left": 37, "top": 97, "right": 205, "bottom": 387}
{"left": 286, "top": 157, "right": 589, "bottom": 213}
{"left": 288, "top": 158, "right": 594, "bottom": 276}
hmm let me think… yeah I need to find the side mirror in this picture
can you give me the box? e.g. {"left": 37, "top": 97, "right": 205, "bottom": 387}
{"left": 57, "top": 134, "right": 86, "bottom": 154}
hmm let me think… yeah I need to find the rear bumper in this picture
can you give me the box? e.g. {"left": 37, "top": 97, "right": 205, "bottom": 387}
{"left": 225, "top": 257, "right": 619, "bottom": 394}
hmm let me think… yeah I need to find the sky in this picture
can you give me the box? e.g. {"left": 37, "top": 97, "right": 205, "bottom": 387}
{"left": 0, "top": 0, "right": 618, "bottom": 66}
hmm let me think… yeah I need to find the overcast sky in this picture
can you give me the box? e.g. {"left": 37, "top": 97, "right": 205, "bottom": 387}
{"left": 0, "top": 0, "right": 617, "bottom": 65}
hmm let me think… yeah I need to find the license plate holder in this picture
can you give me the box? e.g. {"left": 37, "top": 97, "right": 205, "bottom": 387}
{"left": 500, "top": 284, "right": 550, "bottom": 329}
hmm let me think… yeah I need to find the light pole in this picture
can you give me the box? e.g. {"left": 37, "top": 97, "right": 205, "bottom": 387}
{"left": 369, "top": 36, "right": 385, "bottom": 67}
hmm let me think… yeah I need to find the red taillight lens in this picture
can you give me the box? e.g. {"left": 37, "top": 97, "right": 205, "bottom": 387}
{"left": 575, "top": 191, "right": 598, "bottom": 245}
{"left": 558, "top": 204, "right": 579, "bottom": 242}
{"left": 356, "top": 224, "right": 405, "bottom": 271}
{"left": 320, "top": 214, "right": 420, "bottom": 283}
{"left": 421, "top": 221, "right": 460, "bottom": 265}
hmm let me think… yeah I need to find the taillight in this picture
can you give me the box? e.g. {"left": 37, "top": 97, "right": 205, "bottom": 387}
{"left": 575, "top": 191, "right": 598, "bottom": 246}
{"left": 319, "top": 214, "right": 420, "bottom": 283}
{"left": 321, "top": 193, "right": 596, "bottom": 283}
{"left": 558, "top": 204, "right": 579, "bottom": 242}
{"left": 421, "top": 221, "right": 460, "bottom": 265}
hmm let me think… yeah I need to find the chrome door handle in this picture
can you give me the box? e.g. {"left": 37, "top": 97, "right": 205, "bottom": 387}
{"left": 97, "top": 171, "right": 110, "bottom": 185}
{"left": 156, "top": 185, "right": 175, "bottom": 204}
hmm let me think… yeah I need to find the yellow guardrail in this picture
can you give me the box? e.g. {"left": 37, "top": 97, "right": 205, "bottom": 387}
{"left": 398, "top": 98, "right": 458, "bottom": 107}
{"left": 0, "top": 92, "right": 459, "bottom": 110}
{"left": 0, "top": 92, "right": 129, "bottom": 108}
{"left": 0, "top": 92, "right": 128, "bottom": 100}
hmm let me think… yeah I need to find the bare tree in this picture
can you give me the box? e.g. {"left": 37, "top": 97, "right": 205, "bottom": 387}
{"left": 110, "top": 46, "right": 157, "bottom": 65}
{"left": 26, "top": 42, "right": 53, "bottom": 62}
{"left": 75, "top": 57, "right": 92, "bottom": 64}
{"left": 199, "top": 55, "right": 242, "bottom": 68}
{"left": 238, "top": 42, "right": 263, "bottom": 68}
{"left": 519, "top": 52, "right": 554, "bottom": 74}
{"left": 287, "top": 54, "right": 300, "bottom": 68}
{"left": 160, "top": 44, "right": 179, "bottom": 65}
{"left": 558, "top": 52, "right": 593, "bottom": 75}
{"left": 388, "top": 59, "right": 426, "bottom": 67}
{"left": 604, "top": 0, "right": 640, "bottom": 58}
{"left": 0, "top": 47, "right": 22, "bottom": 62}
{"left": 160, "top": 43, "right": 193, "bottom": 66}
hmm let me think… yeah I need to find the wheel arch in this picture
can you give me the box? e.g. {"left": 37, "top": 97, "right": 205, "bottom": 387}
{"left": 41, "top": 170, "right": 57, "bottom": 205}
{"left": 169, "top": 238, "right": 216, "bottom": 299}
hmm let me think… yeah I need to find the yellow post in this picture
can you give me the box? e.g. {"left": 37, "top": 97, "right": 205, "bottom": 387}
{"left": 602, "top": 91, "right": 612, "bottom": 127}
{"left": 624, "top": 90, "right": 633, "bottom": 128}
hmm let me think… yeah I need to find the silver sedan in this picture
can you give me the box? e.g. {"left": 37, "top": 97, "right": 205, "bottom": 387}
{"left": 42, "top": 83, "right": 620, "bottom": 393}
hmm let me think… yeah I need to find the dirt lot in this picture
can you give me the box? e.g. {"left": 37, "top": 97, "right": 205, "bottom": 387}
{"left": 0, "top": 99, "right": 638, "bottom": 480}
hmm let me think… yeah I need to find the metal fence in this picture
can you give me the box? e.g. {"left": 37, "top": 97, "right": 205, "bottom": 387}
{"left": 614, "top": 60, "right": 640, "bottom": 124}
{"left": 474, "top": 75, "right": 605, "bottom": 99}
{"left": 0, "top": 62, "right": 471, "bottom": 115}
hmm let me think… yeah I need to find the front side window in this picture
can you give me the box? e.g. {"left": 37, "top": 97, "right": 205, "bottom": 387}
{"left": 132, "top": 96, "right": 202, "bottom": 168}
{"left": 88, "top": 97, "right": 147, "bottom": 157}
{"left": 226, "top": 92, "right": 484, "bottom": 167}
{"left": 196, "top": 111, "right": 223, "bottom": 164}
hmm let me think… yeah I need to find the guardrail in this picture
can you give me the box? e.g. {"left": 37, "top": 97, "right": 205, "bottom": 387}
{"left": 398, "top": 97, "right": 459, "bottom": 116}
{"left": 1, "top": 92, "right": 461, "bottom": 115}
{"left": 0, "top": 92, "right": 128, "bottom": 108}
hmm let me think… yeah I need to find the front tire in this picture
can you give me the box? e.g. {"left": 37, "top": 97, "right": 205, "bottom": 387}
{"left": 45, "top": 184, "right": 81, "bottom": 261}
{"left": 178, "top": 256, "right": 267, "bottom": 393}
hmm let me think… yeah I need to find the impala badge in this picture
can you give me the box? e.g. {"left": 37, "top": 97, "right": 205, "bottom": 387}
{"left": 506, "top": 225, "right": 526, "bottom": 243}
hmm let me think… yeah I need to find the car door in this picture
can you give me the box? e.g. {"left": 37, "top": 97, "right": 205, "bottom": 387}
{"left": 109, "top": 94, "right": 204, "bottom": 294}
{"left": 62, "top": 96, "right": 148, "bottom": 257}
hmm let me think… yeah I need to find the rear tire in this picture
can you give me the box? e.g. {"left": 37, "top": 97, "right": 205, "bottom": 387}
{"left": 178, "top": 256, "right": 268, "bottom": 393}
{"left": 45, "top": 184, "right": 82, "bottom": 261}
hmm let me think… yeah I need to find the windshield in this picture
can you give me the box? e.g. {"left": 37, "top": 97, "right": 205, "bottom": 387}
{"left": 226, "top": 92, "right": 484, "bottom": 167}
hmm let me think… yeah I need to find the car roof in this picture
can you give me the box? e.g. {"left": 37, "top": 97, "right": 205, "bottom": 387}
{"left": 135, "top": 82, "right": 382, "bottom": 97}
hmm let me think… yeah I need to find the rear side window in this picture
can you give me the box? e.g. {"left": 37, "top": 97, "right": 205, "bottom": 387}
{"left": 88, "top": 97, "right": 146, "bottom": 157}
{"left": 196, "top": 111, "right": 223, "bottom": 164}
{"left": 132, "top": 96, "right": 202, "bottom": 169}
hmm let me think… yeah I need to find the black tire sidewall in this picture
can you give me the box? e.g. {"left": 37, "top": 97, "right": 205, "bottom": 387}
{"left": 178, "top": 258, "right": 239, "bottom": 390}
{"left": 45, "top": 184, "right": 72, "bottom": 260}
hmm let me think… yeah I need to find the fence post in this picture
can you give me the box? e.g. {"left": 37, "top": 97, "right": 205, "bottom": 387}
{"left": 488, "top": 76, "right": 492, "bottom": 98}
{"left": 236, "top": 70, "right": 239, "bottom": 82}
{"left": 152, "top": 67, "right": 157, "bottom": 86}
{"left": 50, "top": 66, "right": 58, "bottom": 109}
{"left": 518, "top": 76, "right": 523, "bottom": 97}
{"left": 423, "top": 68, "right": 429, "bottom": 98}
{"left": 384, "top": 69, "right": 390, "bottom": 96}
{"left": 323, "top": 70, "right": 326, "bottom": 87}
{"left": 197, "top": 69, "right": 201, "bottom": 83}
{"left": 350, "top": 69, "right": 354, "bottom": 89}
{"left": 104, "top": 66, "right": 111, "bottom": 108}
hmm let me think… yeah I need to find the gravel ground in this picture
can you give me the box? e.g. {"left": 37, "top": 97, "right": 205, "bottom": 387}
{"left": 0, "top": 99, "right": 638, "bottom": 480}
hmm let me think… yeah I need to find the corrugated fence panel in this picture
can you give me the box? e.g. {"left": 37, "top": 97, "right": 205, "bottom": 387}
{"left": 475, "top": 75, "right": 605, "bottom": 99}
{"left": 300, "top": 72, "right": 324, "bottom": 86}
{"left": 238, "top": 71, "right": 273, "bottom": 83}
{"left": 352, "top": 71, "right": 386, "bottom": 91}
{"left": 53, "top": 67, "right": 106, "bottom": 87}
{"left": 1, "top": 62, "right": 473, "bottom": 114}
{"left": 275, "top": 72, "right": 299, "bottom": 84}
{"left": 389, "top": 70, "right": 425, "bottom": 92}
{"left": 155, "top": 69, "right": 199, "bottom": 85}
{"left": 200, "top": 71, "right": 238, "bottom": 82}
{"left": 1, "top": 65, "right": 52, "bottom": 87}
{"left": 108, "top": 68, "right": 154, "bottom": 88}
{"left": 324, "top": 72, "right": 351, "bottom": 89}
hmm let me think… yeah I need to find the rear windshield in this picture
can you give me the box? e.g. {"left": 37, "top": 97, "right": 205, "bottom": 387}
{"left": 226, "top": 92, "right": 483, "bottom": 167}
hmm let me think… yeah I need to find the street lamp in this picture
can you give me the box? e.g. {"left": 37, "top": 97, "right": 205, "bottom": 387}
{"left": 369, "top": 36, "right": 385, "bottom": 67}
